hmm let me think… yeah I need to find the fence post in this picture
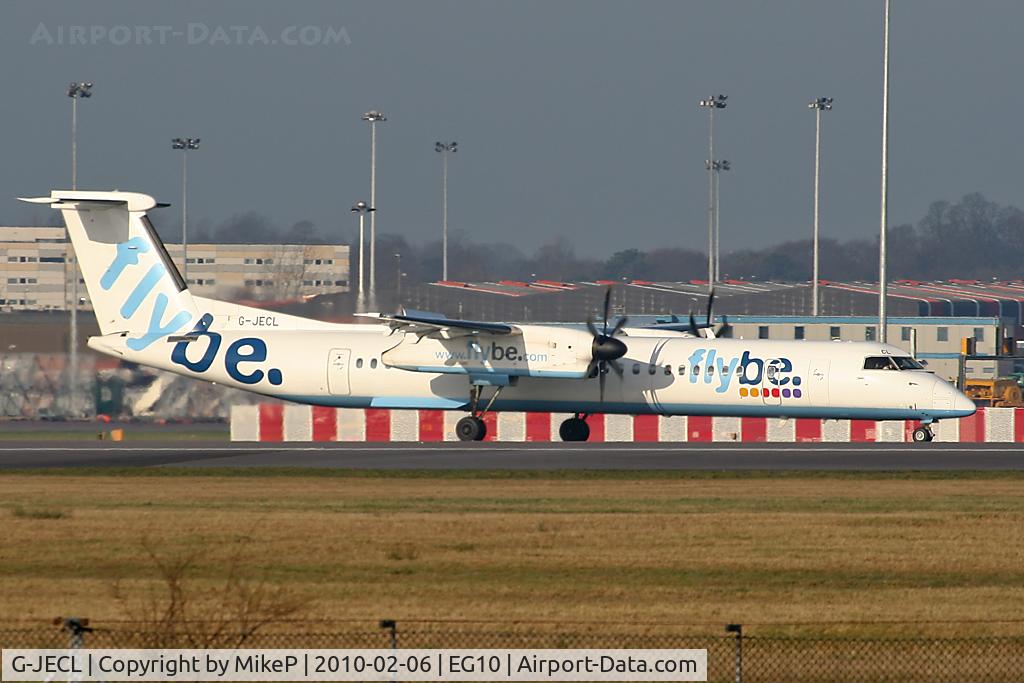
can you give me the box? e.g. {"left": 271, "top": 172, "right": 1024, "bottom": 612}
{"left": 54, "top": 616, "right": 93, "bottom": 649}
{"left": 379, "top": 619, "right": 397, "bottom": 649}
{"left": 725, "top": 624, "right": 742, "bottom": 683}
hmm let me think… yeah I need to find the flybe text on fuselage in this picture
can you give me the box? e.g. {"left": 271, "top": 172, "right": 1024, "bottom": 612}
{"left": 686, "top": 347, "right": 802, "bottom": 396}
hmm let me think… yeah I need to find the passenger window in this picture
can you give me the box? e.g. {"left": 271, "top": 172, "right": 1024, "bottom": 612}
{"left": 692, "top": 365, "right": 700, "bottom": 376}
{"left": 664, "top": 365, "right": 672, "bottom": 375}
{"left": 678, "top": 365, "right": 686, "bottom": 376}
{"left": 356, "top": 358, "right": 363, "bottom": 368}
{"left": 706, "top": 366, "right": 714, "bottom": 376}
{"left": 632, "top": 363, "right": 640, "bottom": 375}
{"left": 370, "top": 358, "right": 378, "bottom": 369}
{"left": 863, "top": 356, "right": 894, "bottom": 370}
{"left": 648, "top": 364, "right": 657, "bottom": 375}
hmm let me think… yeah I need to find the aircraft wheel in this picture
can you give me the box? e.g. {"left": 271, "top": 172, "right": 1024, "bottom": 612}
{"left": 559, "top": 417, "right": 591, "bottom": 442}
{"left": 456, "top": 416, "right": 487, "bottom": 442}
{"left": 912, "top": 426, "right": 934, "bottom": 443}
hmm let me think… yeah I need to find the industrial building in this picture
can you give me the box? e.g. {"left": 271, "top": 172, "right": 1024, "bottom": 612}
{"left": 0, "top": 226, "right": 351, "bottom": 311}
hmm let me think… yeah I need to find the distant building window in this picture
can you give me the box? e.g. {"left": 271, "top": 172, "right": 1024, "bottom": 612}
{"left": 758, "top": 326, "right": 769, "bottom": 339}
{"left": 794, "top": 326, "right": 805, "bottom": 340}
{"left": 303, "top": 259, "right": 313, "bottom": 265}
{"left": 40, "top": 256, "right": 65, "bottom": 263}
{"left": 244, "top": 258, "right": 253, "bottom": 265}
{"left": 901, "top": 326, "right": 911, "bottom": 342}
{"left": 264, "top": 258, "right": 274, "bottom": 265}
{"left": 244, "top": 279, "right": 255, "bottom": 287}
{"left": 334, "top": 280, "right": 346, "bottom": 286}
{"left": 185, "top": 258, "right": 195, "bottom": 264}
{"left": 830, "top": 326, "right": 841, "bottom": 340}
{"left": 326, "top": 259, "right": 334, "bottom": 265}
{"left": 6, "top": 278, "right": 16, "bottom": 284}
{"left": 937, "top": 327, "right": 949, "bottom": 342}
{"left": 973, "top": 327, "right": 985, "bottom": 342}
{"left": 314, "top": 259, "right": 322, "bottom": 265}
{"left": 303, "top": 280, "right": 313, "bottom": 286}
{"left": 6, "top": 257, "right": 17, "bottom": 262}
{"left": 865, "top": 326, "right": 877, "bottom": 342}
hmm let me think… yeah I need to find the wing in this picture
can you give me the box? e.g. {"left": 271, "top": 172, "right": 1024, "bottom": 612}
{"left": 359, "top": 309, "right": 520, "bottom": 338}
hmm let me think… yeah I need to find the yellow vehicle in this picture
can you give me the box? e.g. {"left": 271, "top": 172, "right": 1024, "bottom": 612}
{"left": 963, "top": 379, "right": 1024, "bottom": 408}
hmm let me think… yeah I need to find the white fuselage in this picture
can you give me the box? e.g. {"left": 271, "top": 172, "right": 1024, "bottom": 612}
{"left": 90, "top": 318, "right": 976, "bottom": 422}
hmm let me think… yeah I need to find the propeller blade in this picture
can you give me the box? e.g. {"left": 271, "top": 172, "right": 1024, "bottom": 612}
{"left": 716, "top": 315, "right": 732, "bottom": 338}
{"left": 599, "top": 365, "right": 606, "bottom": 403}
{"left": 586, "top": 360, "right": 599, "bottom": 379}
{"left": 586, "top": 316, "right": 599, "bottom": 338}
{"left": 705, "top": 288, "right": 716, "bottom": 328}
{"left": 688, "top": 312, "right": 700, "bottom": 337}
{"left": 602, "top": 287, "right": 612, "bottom": 336}
{"left": 610, "top": 315, "right": 629, "bottom": 338}
{"left": 608, "top": 358, "right": 624, "bottom": 376}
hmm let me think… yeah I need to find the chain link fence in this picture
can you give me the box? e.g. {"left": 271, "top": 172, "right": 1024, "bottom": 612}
{"left": 0, "top": 353, "right": 262, "bottom": 420}
{"left": 3, "top": 619, "right": 1024, "bottom": 681}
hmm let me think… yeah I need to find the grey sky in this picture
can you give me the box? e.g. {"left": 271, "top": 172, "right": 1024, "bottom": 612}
{"left": 1, "top": 1, "right": 1020, "bottom": 256}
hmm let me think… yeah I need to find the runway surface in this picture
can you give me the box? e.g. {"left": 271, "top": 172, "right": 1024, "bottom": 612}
{"left": 0, "top": 441, "right": 1023, "bottom": 470}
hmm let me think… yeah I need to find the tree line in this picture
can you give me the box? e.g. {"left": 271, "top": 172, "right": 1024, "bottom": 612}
{"left": 133, "top": 192, "right": 1024, "bottom": 284}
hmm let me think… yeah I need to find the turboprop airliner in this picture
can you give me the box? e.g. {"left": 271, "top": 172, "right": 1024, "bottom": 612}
{"left": 22, "top": 190, "right": 976, "bottom": 443}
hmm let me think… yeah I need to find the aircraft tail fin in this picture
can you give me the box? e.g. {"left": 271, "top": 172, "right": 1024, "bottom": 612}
{"left": 19, "top": 191, "right": 199, "bottom": 351}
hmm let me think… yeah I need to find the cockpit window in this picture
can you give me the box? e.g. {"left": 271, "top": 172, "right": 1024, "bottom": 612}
{"left": 892, "top": 356, "right": 924, "bottom": 370}
{"left": 864, "top": 356, "right": 924, "bottom": 370}
{"left": 863, "top": 357, "right": 893, "bottom": 370}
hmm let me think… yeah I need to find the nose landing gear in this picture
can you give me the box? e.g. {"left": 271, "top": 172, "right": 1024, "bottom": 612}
{"left": 912, "top": 425, "right": 934, "bottom": 443}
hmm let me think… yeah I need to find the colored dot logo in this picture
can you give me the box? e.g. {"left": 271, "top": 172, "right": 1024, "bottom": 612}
{"left": 738, "top": 387, "right": 802, "bottom": 399}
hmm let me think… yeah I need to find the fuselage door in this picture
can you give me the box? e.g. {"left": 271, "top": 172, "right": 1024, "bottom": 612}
{"left": 327, "top": 348, "right": 351, "bottom": 396}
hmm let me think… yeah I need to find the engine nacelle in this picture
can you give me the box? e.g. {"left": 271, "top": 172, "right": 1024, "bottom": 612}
{"left": 382, "top": 324, "right": 595, "bottom": 378}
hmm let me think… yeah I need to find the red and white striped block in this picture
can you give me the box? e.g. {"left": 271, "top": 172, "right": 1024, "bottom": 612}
{"left": 230, "top": 405, "right": 1023, "bottom": 443}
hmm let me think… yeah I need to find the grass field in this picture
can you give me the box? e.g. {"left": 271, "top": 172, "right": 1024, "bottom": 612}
{"left": 2, "top": 469, "right": 1024, "bottom": 635}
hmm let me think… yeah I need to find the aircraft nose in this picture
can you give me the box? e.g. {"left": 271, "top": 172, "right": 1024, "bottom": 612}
{"left": 953, "top": 388, "right": 977, "bottom": 416}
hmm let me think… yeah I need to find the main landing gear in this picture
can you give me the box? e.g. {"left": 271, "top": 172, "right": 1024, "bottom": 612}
{"left": 559, "top": 414, "right": 591, "bottom": 442}
{"left": 455, "top": 383, "right": 504, "bottom": 442}
{"left": 912, "top": 425, "right": 935, "bottom": 443}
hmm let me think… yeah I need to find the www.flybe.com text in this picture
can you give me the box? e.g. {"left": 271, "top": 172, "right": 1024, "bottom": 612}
{"left": 436, "top": 341, "right": 548, "bottom": 363}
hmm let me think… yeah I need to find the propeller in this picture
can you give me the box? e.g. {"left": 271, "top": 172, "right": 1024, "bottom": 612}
{"left": 587, "top": 287, "right": 628, "bottom": 402}
{"left": 687, "top": 289, "right": 731, "bottom": 338}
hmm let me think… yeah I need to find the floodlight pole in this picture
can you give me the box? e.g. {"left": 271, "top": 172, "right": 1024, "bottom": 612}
{"left": 435, "top": 142, "right": 457, "bottom": 281}
{"left": 699, "top": 95, "right": 727, "bottom": 292}
{"left": 363, "top": 111, "right": 386, "bottom": 309}
{"left": 172, "top": 138, "right": 200, "bottom": 281}
{"left": 67, "top": 81, "right": 93, "bottom": 417}
{"left": 809, "top": 98, "right": 832, "bottom": 316}
{"left": 351, "top": 202, "right": 374, "bottom": 313}
{"left": 879, "top": 0, "right": 891, "bottom": 342}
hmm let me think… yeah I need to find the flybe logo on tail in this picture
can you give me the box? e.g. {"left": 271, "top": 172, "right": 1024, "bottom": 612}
{"left": 170, "top": 313, "right": 284, "bottom": 386}
{"left": 687, "top": 348, "right": 803, "bottom": 397}
{"left": 102, "top": 237, "right": 192, "bottom": 350}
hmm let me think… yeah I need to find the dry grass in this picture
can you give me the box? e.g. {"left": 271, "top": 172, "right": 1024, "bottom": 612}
{"left": 2, "top": 472, "right": 1024, "bottom": 634}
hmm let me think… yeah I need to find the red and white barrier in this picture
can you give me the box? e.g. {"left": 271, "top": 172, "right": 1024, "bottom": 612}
{"left": 230, "top": 405, "right": 1024, "bottom": 443}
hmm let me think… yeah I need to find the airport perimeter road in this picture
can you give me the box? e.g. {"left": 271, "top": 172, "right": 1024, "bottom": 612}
{"left": 0, "top": 442, "right": 1023, "bottom": 470}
